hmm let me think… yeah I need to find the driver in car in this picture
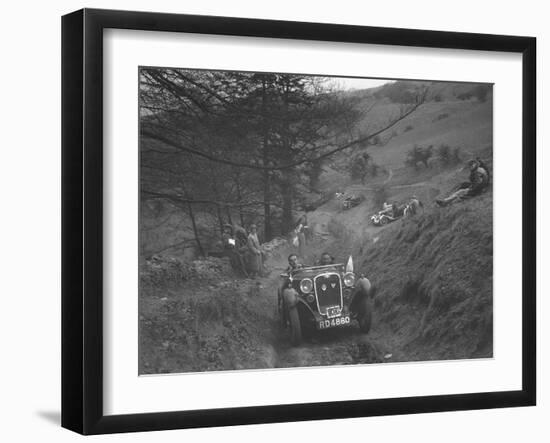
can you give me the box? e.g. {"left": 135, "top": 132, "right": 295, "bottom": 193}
{"left": 286, "top": 253, "right": 303, "bottom": 273}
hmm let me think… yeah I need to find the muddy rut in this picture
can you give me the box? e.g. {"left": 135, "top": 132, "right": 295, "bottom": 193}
{"left": 253, "top": 201, "right": 398, "bottom": 369}
{"left": 254, "top": 265, "right": 390, "bottom": 369}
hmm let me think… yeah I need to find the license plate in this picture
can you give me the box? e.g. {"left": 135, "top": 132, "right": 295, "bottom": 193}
{"left": 318, "top": 315, "right": 350, "bottom": 330}
{"left": 326, "top": 306, "right": 342, "bottom": 318}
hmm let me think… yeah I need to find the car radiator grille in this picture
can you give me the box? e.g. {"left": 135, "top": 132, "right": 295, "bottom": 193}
{"left": 314, "top": 273, "right": 342, "bottom": 315}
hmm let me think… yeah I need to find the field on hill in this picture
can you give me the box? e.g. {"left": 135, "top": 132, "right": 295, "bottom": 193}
{"left": 368, "top": 100, "right": 492, "bottom": 167}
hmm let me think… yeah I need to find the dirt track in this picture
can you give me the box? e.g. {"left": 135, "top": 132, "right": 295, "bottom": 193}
{"left": 255, "top": 268, "right": 386, "bottom": 369}
{"left": 254, "top": 195, "right": 399, "bottom": 369}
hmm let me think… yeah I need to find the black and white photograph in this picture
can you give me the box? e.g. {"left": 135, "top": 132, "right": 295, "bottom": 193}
{"left": 138, "top": 68, "right": 493, "bottom": 375}
{"left": 2, "top": 0, "right": 544, "bottom": 439}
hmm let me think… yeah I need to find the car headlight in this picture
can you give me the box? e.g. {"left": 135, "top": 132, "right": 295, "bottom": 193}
{"left": 300, "top": 278, "right": 313, "bottom": 293}
{"left": 343, "top": 272, "right": 355, "bottom": 287}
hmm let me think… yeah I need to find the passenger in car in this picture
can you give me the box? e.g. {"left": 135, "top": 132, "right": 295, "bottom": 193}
{"left": 318, "top": 252, "right": 335, "bottom": 266}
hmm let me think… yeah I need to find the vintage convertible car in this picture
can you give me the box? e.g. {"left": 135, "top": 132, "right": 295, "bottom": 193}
{"left": 370, "top": 209, "right": 401, "bottom": 226}
{"left": 278, "top": 257, "right": 375, "bottom": 345}
{"left": 342, "top": 195, "right": 363, "bottom": 210}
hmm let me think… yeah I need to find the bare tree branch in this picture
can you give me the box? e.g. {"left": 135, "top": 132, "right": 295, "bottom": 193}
{"left": 142, "top": 190, "right": 282, "bottom": 209}
{"left": 141, "top": 91, "right": 426, "bottom": 171}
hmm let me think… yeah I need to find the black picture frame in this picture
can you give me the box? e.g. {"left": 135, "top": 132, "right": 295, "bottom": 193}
{"left": 61, "top": 8, "right": 536, "bottom": 435}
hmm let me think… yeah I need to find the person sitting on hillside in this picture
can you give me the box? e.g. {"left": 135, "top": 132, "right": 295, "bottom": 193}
{"left": 405, "top": 195, "right": 424, "bottom": 217}
{"left": 378, "top": 202, "right": 393, "bottom": 216}
{"left": 468, "top": 158, "right": 490, "bottom": 196}
{"left": 435, "top": 159, "right": 489, "bottom": 207}
{"left": 391, "top": 202, "right": 406, "bottom": 218}
{"left": 477, "top": 157, "right": 491, "bottom": 185}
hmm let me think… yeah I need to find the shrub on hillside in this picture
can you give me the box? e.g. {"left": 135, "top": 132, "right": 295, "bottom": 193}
{"left": 371, "top": 134, "right": 382, "bottom": 145}
{"left": 457, "top": 92, "right": 473, "bottom": 101}
{"left": 434, "top": 113, "right": 449, "bottom": 122}
{"left": 405, "top": 144, "right": 433, "bottom": 170}
{"left": 139, "top": 255, "right": 233, "bottom": 287}
{"left": 373, "top": 81, "right": 418, "bottom": 104}
{"left": 369, "top": 163, "right": 381, "bottom": 177}
{"left": 404, "top": 125, "right": 414, "bottom": 132}
{"left": 349, "top": 152, "right": 381, "bottom": 184}
{"left": 140, "top": 255, "right": 194, "bottom": 287}
{"left": 436, "top": 144, "right": 462, "bottom": 167}
{"left": 472, "top": 84, "right": 491, "bottom": 103}
{"left": 372, "top": 185, "right": 389, "bottom": 209}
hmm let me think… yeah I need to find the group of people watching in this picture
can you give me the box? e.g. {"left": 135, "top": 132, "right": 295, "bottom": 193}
{"left": 222, "top": 223, "right": 265, "bottom": 278}
{"left": 222, "top": 213, "right": 313, "bottom": 279}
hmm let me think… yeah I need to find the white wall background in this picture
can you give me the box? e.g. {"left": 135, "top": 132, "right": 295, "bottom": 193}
{"left": 0, "top": 0, "right": 546, "bottom": 441}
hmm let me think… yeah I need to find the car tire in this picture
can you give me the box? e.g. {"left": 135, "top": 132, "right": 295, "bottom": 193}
{"left": 358, "top": 297, "right": 373, "bottom": 334}
{"left": 380, "top": 216, "right": 388, "bottom": 225}
{"left": 288, "top": 307, "right": 302, "bottom": 346}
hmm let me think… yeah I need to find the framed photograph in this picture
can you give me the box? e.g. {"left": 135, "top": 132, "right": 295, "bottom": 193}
{"left": 62, "top": 8, "right": 536, "bottom": 435}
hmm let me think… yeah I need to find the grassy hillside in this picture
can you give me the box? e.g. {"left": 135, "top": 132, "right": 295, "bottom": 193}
{"left": 325, "top": 192, "right": 493, "bottom": 361}
{"left": 139, "top": 257, "right": 278, "bottom": 374}
{"left": 368, "top": 100, "right": 492, "bottom": 168}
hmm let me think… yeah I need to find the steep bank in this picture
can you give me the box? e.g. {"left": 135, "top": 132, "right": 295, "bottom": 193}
{"left": 340, "top": 192, "right": 493, "bottom": 361}
{"left": 139, "top": 256, "right": 279, "bottom": 374}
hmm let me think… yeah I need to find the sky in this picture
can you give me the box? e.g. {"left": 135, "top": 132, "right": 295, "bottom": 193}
{"left": 330, "top": 77, "right": 394, "bottom": 91}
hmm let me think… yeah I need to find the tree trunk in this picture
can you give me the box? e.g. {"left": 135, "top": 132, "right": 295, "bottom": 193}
{"left": 261, "top": 79, "right": 273, "bottom": 241}
{"left": 309, "top": 159, "right": 323, "bottom": 191}
{"left": 215, "top": 204, "right": 224, "bottom": 240}
{"left": 280, "top": 78, "right": 294, "bottom": 235}
{"left": 263, "top": 170, "right": 272, "bottom": 241}
{"left": 187, "top": 201, "right": 205, "bottom": 256}
{"left": 235, "top": 175, "right": 245, "bottom": 226}
{"left": 211, "top": 178, "right": 225, "bottom": 239}
{"left": 225, "top": 206, "right": 233, "bottom": 225}
{"left": 280, "top": 173, "right": 294, "bottom": 235}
